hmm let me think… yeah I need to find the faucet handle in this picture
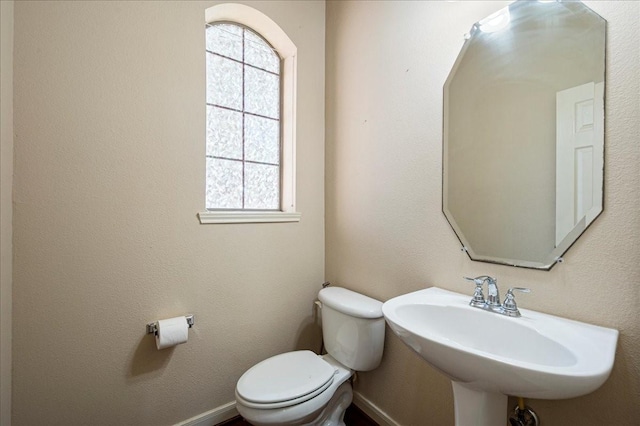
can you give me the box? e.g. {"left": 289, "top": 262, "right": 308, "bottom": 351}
{"left": 464, "top": 276, "right": 486, "bottom": 306}
{"left": 503, "top": 287, "right": 530, "bottom": 317}
{"left": 464, "top": 276, "right": 491, "bottom": 285}
{"left": 508, "top": 287, "right": 531, "bottom": 295}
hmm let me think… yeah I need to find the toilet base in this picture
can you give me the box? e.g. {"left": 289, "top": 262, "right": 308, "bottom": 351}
{"left": 310, "top": 381, "right": 352, "bottom": 426}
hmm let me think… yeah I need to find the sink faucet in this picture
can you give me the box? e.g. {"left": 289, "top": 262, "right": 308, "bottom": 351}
{"left": 484, "top": 276, "right": 500, "bottom": 307}
{"left": 463, "top": 276, "right": 530, "bottom": 317}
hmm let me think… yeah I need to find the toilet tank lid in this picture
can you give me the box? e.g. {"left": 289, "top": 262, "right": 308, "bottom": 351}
{"left": 318, "top": 287, "right": 383, "bottom": 319}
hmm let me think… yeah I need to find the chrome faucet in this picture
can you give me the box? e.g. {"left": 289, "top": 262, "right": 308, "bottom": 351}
{"left": 463, "top": 276, "right": 530, "bottom": 317}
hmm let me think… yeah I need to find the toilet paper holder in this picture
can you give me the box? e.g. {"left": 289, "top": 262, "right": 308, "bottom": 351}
{"left": 146, "top": 315, "right": 194, "bottom": 335}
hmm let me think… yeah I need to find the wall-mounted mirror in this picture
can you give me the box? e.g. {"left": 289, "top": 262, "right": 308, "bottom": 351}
{"left": 443, "top": 0, "right": 606, "bottom": 270}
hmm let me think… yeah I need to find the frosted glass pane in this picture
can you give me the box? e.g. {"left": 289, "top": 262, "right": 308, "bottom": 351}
{"left": 207, "top": 53, "right": 242, "bottom": 110}
{"left": 207, "top": 106, "right": 243, "bottom": 160}
{"left": 245, "top": 163, "right": 279, "bottom": 210}
{"left": 244, "top": 30, "right": 280, "bottom": 74}
{"left": 206, "top": 158, "right": 243, "bottom": 209}
{"left": 206, "top": 24, "right": 243, "bottom": 61}
{"left": 245, "top": 115, "right": 280, "bottom": 165}
{"left": 244, "top": 67, "right": 279, "bottom": 119}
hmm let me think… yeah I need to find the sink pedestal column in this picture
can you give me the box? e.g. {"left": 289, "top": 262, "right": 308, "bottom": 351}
{"left": 452, "top": 382, "right": 507, "bottom": 426}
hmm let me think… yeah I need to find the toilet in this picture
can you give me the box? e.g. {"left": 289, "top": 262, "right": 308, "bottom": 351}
{"left": 235, "top": 286, "right": 385, "bottom": 426}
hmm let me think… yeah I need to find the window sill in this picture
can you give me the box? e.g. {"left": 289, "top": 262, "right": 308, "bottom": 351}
{"left": 198, "top": 211, "right": 301, "bottom": 224}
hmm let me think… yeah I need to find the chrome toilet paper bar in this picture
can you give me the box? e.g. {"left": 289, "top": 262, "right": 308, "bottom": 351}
{"left": 147, "top": 314, "right": 194, "bottom": 335}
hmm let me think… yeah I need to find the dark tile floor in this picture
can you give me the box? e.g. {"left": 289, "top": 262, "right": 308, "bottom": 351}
{"left": 217, "top": 403, "right": 378, "bottom": 426}
{"left": 344, "top": 404, "right": 379, "bottom": 426}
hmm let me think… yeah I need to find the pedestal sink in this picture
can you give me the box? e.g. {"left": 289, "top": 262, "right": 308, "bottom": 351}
{"left": 382, "top": 287, "right": 618, "bottom": 426}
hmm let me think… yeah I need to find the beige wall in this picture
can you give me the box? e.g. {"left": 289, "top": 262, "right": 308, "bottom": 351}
{"left": 1, "top": 1, "right": 14, "bottom": 424}
{"left": 326, "top": 1, "right": 639, "bottom": 425}
{"left": 12, "top": 1, "right": 324, "bottom": 425}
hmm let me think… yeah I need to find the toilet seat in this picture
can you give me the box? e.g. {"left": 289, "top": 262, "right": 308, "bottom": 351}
{"left": 236, "top": 350, "right": 336, "bottom": 409}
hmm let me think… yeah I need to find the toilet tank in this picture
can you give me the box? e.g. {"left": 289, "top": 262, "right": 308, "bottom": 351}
{"left": 318, "top": 287, "right": 385, "bottom": 371}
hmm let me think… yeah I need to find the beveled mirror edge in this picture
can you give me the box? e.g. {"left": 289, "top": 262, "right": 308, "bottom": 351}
{"left": 443, "top": 200, "right": 605, "bottom": 271}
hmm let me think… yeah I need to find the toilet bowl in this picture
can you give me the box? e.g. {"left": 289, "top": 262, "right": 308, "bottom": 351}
{"left": 235, "top": 352, "right": 353, "bottom": 426}
{"left": 234, "top": 287, "right": 385, "bottom": 426}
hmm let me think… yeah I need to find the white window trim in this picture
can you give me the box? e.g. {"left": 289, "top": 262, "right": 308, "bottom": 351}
{"left": 200, "top": 3, "right": 299, "bottom": 224}
{"left": 198, "top": 210, "right": 301, "bottom": 224}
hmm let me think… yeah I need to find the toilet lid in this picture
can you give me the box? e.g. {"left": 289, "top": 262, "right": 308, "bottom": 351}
{"left": 236, "top": 350, "right": 336, "bottom": 404}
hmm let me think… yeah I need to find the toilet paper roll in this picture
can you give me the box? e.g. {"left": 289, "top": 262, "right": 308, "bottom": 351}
{"left": 155, "top": 316, "right": 189, "bottom": 350}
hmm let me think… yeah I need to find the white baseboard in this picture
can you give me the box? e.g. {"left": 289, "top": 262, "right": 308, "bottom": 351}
{"left": 353, "top": 391, "right": 399, "bottom": 426}
{"left": 175, "top": 401, "right": 238, "bottom": 426}
{"left": 175, "top": 392, "right": 397, "bottom": 426}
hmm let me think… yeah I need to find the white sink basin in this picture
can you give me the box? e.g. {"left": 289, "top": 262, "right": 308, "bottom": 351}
{"left": 382, "top": 287, "right": 618, "bottom": 425}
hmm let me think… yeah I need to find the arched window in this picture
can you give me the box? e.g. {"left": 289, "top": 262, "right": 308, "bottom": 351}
{"left": 199, "top": 4, "right": 299, "bottom": 224}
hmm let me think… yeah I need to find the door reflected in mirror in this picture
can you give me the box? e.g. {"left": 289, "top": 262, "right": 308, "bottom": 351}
{"left": 443, "top": 0, "right": 606, "bottom": 270}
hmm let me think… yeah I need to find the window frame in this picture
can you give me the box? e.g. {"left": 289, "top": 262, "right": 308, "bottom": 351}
{"left": 199, "top": 4, "right": 299, "bottom": 224}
